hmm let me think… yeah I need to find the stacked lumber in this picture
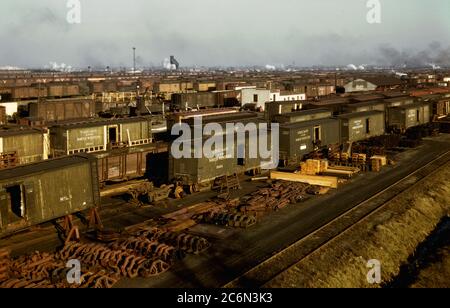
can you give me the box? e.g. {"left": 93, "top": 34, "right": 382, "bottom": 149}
{"left": 271, "top": 171, "right": 338, "bottom": 189}
{"left": 0, "top": 249, "right": 10, "bottom": 282}
{"left": 352, "top": 153, "right": 367, "bottom": 165}
{"left": 341, "top": 153, "right": 350, "bottom": 162}
{"left": 323, "top": 166, "right": 361, "bottom": 178}
{"left": 300, "top": 159, "right": 328, "bottom": 175}
{"left": 371, "top": 155, "right": 387, "bottom": 166}
{"left": 371, "top": 155, "right": 387, "bottom": 172}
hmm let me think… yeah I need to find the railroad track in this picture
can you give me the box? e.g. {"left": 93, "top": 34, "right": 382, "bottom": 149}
{"left": 224, "top": 150, "right": 450, "bottom": 288}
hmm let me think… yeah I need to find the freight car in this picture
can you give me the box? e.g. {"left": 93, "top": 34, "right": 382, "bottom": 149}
{"left": 387, "top": 102, "right": 430, "bottom": 132}
{"left": 278, "top": 118, "right": 340, "bottom": 166}
{"left": 171, "top": 92, "right": 219, "bottom": 111}
{"left": 47, "top": 84, "right": 80, "bottom": 98}
{"left": 28, "top": 98, "right": 98, "bottom": 123}
{"left": 93, "top": 142, "right": 168, "bottom": 184}
{"left": 168, "top": 113, "right": 272, "bottom": 190}
{"left": 337, "top": 111, "right": 385, "bottom": 143}
{"left": 0, "top": 127, "right": 47, "bottom": 167}
{"left": 49, "top": 117, "right": 153, "bottom": 157}
{"left": 11, "top": 86, "right": 47, "bottom": 100}
{"left": 0, "top": 155, "right": 100, "bottom": 237}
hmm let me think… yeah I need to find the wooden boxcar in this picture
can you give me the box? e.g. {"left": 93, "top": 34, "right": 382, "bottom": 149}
{"left": 94, "top": 143, "right": 167, "bottom": 184}
{"left": 168, "top": 113, "right": 271, "bottom": 186}
{"left": 278, "top": 118, "right": 340, "bottom": 164}
{"left": 29, "top": 98, "right": 97, "bottom": 122}
{"left": 0, "top": 128, "right": 47, "bottom": 166}
{"left": 49, "top": 117, "right": 153, "bottom": 157}
{"left": 0, "top": 155, "right": 100, "bottom": 237}
{"left": 387, "top": 102, "right": 431, "bottom": 131}
{"left": 171, "top": 92, "right": 219, "bottom": 110}
{"left": 338, "top": 111, "right": 385, "bottom": 143}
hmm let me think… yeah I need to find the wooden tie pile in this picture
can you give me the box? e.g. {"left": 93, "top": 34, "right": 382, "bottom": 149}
{"left": 300, "top": 159, "right": 329, "bottom": 176}
{"left": 370, "top": 155, "right": 387, "bottom": 172}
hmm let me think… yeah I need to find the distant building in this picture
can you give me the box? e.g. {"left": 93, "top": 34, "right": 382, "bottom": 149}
{"left": 239, "top": 88, "right": 270, "bottom": 111}
{"left": 270, "top": 90, "right": 306, "bottom": 102}
{"left": 344, "top": 77, "right": 404, "bottom": 93}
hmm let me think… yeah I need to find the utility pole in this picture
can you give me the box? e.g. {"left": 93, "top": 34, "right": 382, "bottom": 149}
{"left": 133, "top": 47, "right": 136, "bottom": 74}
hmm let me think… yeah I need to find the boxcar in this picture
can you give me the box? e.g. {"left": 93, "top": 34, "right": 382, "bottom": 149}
{"left": 0, "top": 155, "right": 100, "bottom": 237}
{"left": 49, "top": 117, "right": 153, "bottom": 157}
{"left": 29, "top": 98, "right": 97, "bottom": 122}
{"left": 338, "top": 111, "right": 385, "bottom": 143}
{"left": 168, "top": 113, "right": 271, "bottom": 186}
{"left": 171, "top": 92, "right": 219, "bottom": 110}
{"left": 387, "top": 102, "right": 430, "bottom": 131}
{"left": 278, "top": 118, "right": 340, "bottom": 164}
{"left": 94, "top": 143, "right": 167, "bottom": 184}
{"left": 11, "top": 86, "right": 47, "bottom": 100}
{"left": 0, "top": 128, "right": 47, "bottom": 166}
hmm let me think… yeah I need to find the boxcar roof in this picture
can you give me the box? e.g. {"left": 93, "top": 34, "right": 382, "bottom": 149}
{"left": 0, "top": 127, "right": 44, "bottom": 137}
{"left": 390, "top": 102, "right": 429, "bottom": 109}
{"left": 280, "top": 117, "right": 337, "bottom": 129}
{"left": 50, "top": 116, "right": 152, "bottom": 129}
{"left": 346, "top": 100, "right": 385, "bottom": 107}
{"left": 275, "top": 108, "right": 331, "bottom": 118}
{"left": 337, "top": 110, "right": 384, "bottom": 119}
{"left": 0, "top": 155, "right": 93, "bottom": 182}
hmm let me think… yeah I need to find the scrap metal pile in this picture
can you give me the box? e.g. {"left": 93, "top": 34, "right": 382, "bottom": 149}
{"left": 0, "top": 251, "right": 117, "bottom": 288}
{"left": 0, "top": 228, "right": 210, "bottom": 289}
{"left": 240, "top": 181, "right": 311, "bottom": 216}
{"left": 0, "top": 249, "right": 10, "bottom": 282}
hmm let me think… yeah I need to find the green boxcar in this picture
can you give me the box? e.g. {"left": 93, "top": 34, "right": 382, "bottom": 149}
{"left": 0, "top": 155, "right": 100, "bottom": 237}
{"left": 49, "top": 117, "right": 153, "bottom": 156}
{"left": 0, "top": 129, "right": 46, "bottom": 165}
{"left": 388, "top": 102, "right": 431, "bottom": 131}
{"left": 338, "top": 111, "right": 385, "bottom": 143}
{"left": 278, "top": 118, "right": 340, "bottom": 163}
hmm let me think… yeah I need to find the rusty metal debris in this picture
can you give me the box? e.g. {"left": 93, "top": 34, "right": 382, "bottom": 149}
{"left": 58, "top": 242, "right": 170, "bottom": 279}
{"left": 0, "top": 250, "right": 118, "bottom": 289}
{"left": 110, "top": 237, "right": 177, "bottom": 263}
{"left": 0, "top": 249, "right": 11, "bottom": 282}
{"left": 137, "top": 228, "right": 210, "bottom": 255}
{"left": 193, "top": 212, "right": 257, "bottom": 229}
{"left": 240, "top": 182, "right": 310, "bottom": 214}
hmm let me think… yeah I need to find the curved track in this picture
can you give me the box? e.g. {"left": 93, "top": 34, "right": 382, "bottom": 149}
{"left": 224, "top": 150, "right": 450, "bottom": 288}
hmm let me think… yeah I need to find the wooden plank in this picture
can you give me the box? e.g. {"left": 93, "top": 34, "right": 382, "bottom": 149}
{"left": 270, "top": 171, "right": 338, "bottom": 188}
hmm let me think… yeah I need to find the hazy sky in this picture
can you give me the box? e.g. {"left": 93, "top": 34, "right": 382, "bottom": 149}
{"left": 0, "top": 0, "right": 449, "bottom": 68}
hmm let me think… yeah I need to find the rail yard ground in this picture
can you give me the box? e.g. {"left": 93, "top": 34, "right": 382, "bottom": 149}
{"left": 1, "top": 134, "right": 449, "bottom": 288}
{"left": 265, "top": 155, "right": 450, "bottom": 288}
{"left": 410, "top": 244, "right": 450, "bottom": 288}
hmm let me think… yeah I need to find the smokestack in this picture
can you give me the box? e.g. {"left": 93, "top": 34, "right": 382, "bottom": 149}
{"left": 170, "top": 56, "right": 180, "bottom": 70}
